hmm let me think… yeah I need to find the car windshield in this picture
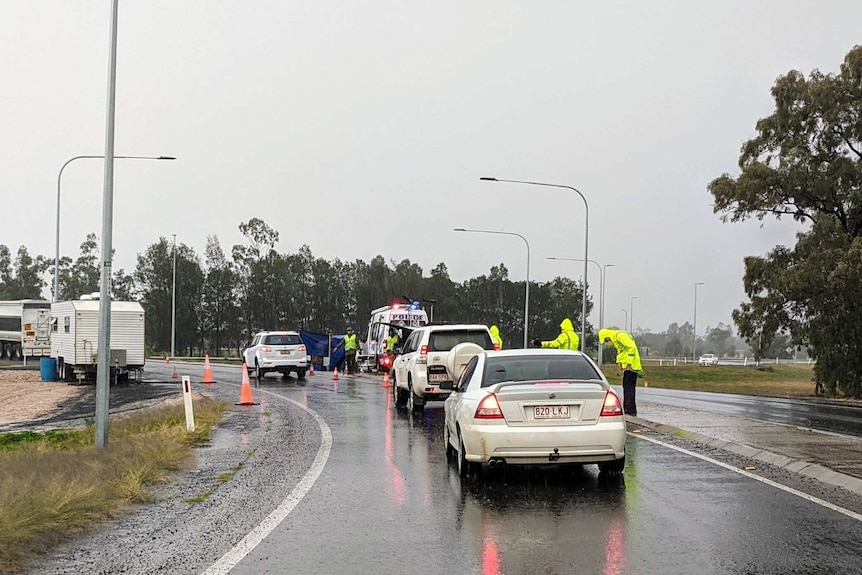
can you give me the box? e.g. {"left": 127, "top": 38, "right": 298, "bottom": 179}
{"left": 262, "top": 334, "right": 303, "bottom": 346}
{"left": 428, "top": 329, "right": 494, "bottom": 351}
{"left": 481, "top": 354, "right": 602, "bottom": 388}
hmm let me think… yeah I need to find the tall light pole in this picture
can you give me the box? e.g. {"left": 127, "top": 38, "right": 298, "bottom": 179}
{"left": 454, "top": 228, "right": 530, "bottom": 348}
{"left": 547, "top": 257, "right": 613, "bottom": 364}
{"left": 54, "top": 154, "right": 175, "bottom": 302}
{"left": 481, "top": 177, "right": 589, "bottom": 352}
{"left": 95, "top": 0, "right": 121, "bottom": 449}
{"left": 693, "top": 282, "right": 704, "bottom": 361}
{"left": 621, "top": 309, "right": 628, "bottom": 331}
{"left": 629, "top": 296, "right": 638, "bottom": 333}
{"left": 171, "top": 234, "right": 177, "bottom": 360}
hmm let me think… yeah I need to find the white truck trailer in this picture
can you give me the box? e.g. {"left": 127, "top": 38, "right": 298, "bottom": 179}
{"left": 51, "top": 298, "right": 145, "bottom": 382}
{"left": 0, "top": 299, "right": 51, "bottom": 363}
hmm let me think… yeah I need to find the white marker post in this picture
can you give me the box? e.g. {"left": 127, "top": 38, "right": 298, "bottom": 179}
{"left": 182, "top": 376, "right": 195, "bottom": 432}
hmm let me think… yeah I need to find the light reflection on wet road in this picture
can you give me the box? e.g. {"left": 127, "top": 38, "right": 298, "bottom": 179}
{"left": 210, "top": 370, "right": 862, "bottom": 575}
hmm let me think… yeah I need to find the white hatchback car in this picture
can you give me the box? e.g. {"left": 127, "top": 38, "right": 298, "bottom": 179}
{"left": 243, "top": 331, "right": 308, "bottom": 379}
{"left": 698, "top": 353, "right": 719, "bottom": 366}
{"left": 392, "top": 324, "right": 496, "bottom": 411}
{"left": 443, "top": 349, "right": 627, "bottom": 478}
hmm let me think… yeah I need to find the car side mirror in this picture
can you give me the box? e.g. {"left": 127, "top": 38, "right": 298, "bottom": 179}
{"left": 394, "top": 345, "right": 403, "bottom": 355}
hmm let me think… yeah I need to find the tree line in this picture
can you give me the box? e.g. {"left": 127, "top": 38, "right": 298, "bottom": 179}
{"left": 0, "top": 218, "right": 591, "bottom": 356}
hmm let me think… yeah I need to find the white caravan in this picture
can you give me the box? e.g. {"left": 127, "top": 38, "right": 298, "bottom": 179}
{"left": 51, "top": 297, "right": 145, "bottom": 382}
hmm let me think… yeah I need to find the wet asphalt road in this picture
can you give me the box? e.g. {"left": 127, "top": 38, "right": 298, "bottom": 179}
{"left": 23, "top": 362, "right": 862, "bottom": 575}
{"left": 629, "top": 387, "right": 862, "bottom": 437}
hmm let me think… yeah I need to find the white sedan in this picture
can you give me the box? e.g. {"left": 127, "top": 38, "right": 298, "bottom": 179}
{"left": 443, "top": 349, "right": 627, "bottom": 478}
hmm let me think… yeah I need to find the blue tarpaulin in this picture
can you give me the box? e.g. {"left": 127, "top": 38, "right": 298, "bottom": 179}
{"left": 300, "top": 331, "right": 345, "bottom": 370}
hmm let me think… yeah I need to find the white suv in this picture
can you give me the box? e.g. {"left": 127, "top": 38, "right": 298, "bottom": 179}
{"left": 392, "top": 324, "right": 496, "bottom": 411}
{"left": 243, "top": 331, "right": 308, "bottom": 379}
{"left": 698, "top": 353, "right": 719, "bottom": 366}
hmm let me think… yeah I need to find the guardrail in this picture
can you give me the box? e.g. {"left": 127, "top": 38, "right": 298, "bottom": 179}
{"left": 641, "top": 357, "right": 814, "bottom": 367}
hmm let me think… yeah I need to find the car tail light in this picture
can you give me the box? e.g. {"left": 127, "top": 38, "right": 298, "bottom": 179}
{"left": 417, "top": 344, "right": 428, "bottom": 365}
{"left": 298, "top": 345, "right": 306, "bottom": 352}
{"left": 492, "top": 344, "right": 500, "bottom": 351}
{"left": 381, "top": 355, "right": 392, "bottom": 368}
{"left": 474, "top": 394, "right": 504, "bottom": 419}
{"left": 600, "top": 391, "right": 624, "bottom": 417}
{"left": 261, "top": 346, "right": 272, "bottom": 353}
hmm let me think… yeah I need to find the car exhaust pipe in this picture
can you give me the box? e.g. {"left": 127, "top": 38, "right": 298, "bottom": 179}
{"left": 488, "top": 458, "right": 506, "bottom": 468}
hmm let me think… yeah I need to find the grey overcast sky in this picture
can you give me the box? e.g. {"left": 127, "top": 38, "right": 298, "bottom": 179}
{"left": 2, "top": 1, "right": 860, "bottom": 335}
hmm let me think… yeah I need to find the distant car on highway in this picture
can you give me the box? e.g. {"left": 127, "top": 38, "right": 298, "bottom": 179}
{"left": 698, "top": 353, "right": 719, "bottom": 366}
{"left": 243, "top": 331, "right": 308, "bottom": 379}
{"left": 443, "top": 349, "right": 626, "bottom": 478}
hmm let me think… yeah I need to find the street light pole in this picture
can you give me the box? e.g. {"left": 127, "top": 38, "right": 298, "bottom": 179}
{"left": 629, "top": 296, "right": 638, "bottom": 333}
{"left": 454, "top": 228, "right": 530, "bottom": 348}
{"left": 54, "top": 154, "right": 175, "bottom": 302}
{"left": 481, "top": 177, "right": 589, "bottom": 352}
{"left": 95, "top": 0, "right": 121, "bottom": 449}
{"left": 547, "top": 256, "right": 612, "bottom": 363}
{"left": 171, "top": 234, "right": 177, "bottom": 360}
{"left": 693, "top": 282, "right": 704, "bottom": 361}
{"left": 622, "top": 309, "right": 628, "bottom": 332}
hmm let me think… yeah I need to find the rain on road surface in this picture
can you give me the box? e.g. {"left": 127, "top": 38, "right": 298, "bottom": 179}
{"left": 629, "top": 386, "right": 862, "bottom": 437}
{"left": 147, "top": 363, "right": 862, "bottom": 575}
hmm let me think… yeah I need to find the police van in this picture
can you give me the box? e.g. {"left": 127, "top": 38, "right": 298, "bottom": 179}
{"left": 359, "top": 302, "right": 429, "bottom": 373}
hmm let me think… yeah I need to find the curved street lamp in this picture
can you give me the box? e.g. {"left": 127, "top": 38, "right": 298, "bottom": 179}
{"left": 54, "top": 154, "right": 176, "bottom": 301}
{"left": 454, "top": 228, "right": 530, "bottom": 348}
{"left": 481, "top": 177, "right": 589, "bottom": 351}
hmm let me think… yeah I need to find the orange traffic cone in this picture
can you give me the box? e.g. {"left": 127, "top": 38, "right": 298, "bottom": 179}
{"left": 332, "top": 367, "right": 339, "bottom": 381}
{"left": 165, "top": 355, "right": 170, "bottom": 365}
{"left": 309, "top": 363, "right": 316, "bottom": 376}
{"left": 237, "top": 363, "right": 258, "bottom": 405}
{"left": 381, "top": 372, "right": 390, "bottom": 387}
{"left": 172, "top": 364, "right": 178, "bottom": 379}
{"left": 345, "top": 364, "right": 350, "bottom": 376}
{"left": 202, "top": 354, "right": 214, "bottom": 384}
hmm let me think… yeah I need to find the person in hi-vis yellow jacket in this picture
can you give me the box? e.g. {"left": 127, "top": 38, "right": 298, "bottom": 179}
{"left": 533, "top": 318, "right": 580, "bottom": 351}
{"left": 489, "top": 325, "right": 503, "bottom": 349}
{"left": 599, "top": 328, "right": 642, "bottom": 416}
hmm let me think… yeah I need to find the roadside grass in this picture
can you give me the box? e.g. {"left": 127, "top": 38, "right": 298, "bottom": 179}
{"left": 601, "top": 363, "right": 817, "bottom": 398}
{"left": 0, "top": 397, "right": 229, "bottom": 573}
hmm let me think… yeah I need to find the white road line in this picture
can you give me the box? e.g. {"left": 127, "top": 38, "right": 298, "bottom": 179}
{"left": 631, "top": 432, "right": 862, "bottom": 522}
{"left": 202, "top": 389, "right": 333, "bottom": 575}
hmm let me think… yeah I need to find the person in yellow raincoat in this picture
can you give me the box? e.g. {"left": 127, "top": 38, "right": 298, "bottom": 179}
{"left": 599, "top": 328, "right": 642, "bottom": 416}
{"left": 533, "top": 318, "right": 580, "bottom": 351}
{"left": 489, "top": 325, "right": 503, "bottom": 349}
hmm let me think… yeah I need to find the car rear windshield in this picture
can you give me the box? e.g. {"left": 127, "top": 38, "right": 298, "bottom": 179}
{"left": 482, "top": 355, "right": 602, "bottom": 387}
{"left": 428, "top": 329, "right": 494, "bottom": 352}
{"left": 262, "top": 334, "right": 303, "bottom": 346}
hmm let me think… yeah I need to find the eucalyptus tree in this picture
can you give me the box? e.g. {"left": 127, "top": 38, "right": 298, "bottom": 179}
{"left": 709, "top": 45, "right": 862, "bottom": 397}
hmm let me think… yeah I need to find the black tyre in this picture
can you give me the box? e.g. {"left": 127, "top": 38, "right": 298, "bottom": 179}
{"left": 393, "top": 375, "right": 407, "bottom": 409}
{"left": 296, "top": 369, "right": 307, "bottom": 379}
{"left": 598, "top": 455, "right": 626, "bottom": 476}
{"left": 407, "top": 379, "right": 424, "bottom": 412}
{"left": 444, "top": 424, "right": 456, "bottom": 461}
{"left": 254, "top": 360, "right": 264, "bottom": 378}
{"left": 458, "top": 433, "right": 470, "bottom": 478}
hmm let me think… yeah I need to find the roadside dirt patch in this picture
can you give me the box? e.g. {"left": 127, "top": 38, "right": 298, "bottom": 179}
{"left": 0, "top": 370, "right": 87, "bottom": 426}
